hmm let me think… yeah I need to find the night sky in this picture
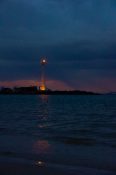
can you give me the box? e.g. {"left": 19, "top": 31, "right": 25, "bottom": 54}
{"left": 0, "top": 0, "right": 116, "bottom": 92}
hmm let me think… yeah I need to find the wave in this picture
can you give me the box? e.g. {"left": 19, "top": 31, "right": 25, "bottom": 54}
{"left": 52, "top": 136, "right": 96, "bottom": 146}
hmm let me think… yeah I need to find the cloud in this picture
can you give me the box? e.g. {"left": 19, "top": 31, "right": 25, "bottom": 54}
{"left": 1, "top": 0, "right": 116, "bottom": 48}
{"left": 0, "top": 0, "right": 116, "bottom": 91}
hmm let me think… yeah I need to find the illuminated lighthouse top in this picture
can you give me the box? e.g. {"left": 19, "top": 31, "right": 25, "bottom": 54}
{"left": 40, "top": 58, "right": 47, "bottom": 65}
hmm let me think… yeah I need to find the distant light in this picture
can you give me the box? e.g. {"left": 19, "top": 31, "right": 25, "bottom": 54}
{"left": 40, "top": 85, "right": 46, "bottom": 91}
{"left": 35, "top": 161, "right": 45, "bottom": 167}
{"left": 38, "top": 161, "right": 43, "bottom": 165}
{"left": 40, "top": 58, "right": 47, "bottom": 65}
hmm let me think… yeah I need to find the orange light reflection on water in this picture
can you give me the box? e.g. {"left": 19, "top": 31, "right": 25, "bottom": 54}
{"left": 33, "top": 140, "right": 51, "bottom": 154}
{"left": 39, "top": 94, "right": 49, "bottom": 102}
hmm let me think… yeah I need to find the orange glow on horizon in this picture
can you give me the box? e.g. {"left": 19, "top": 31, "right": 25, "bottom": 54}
{"left": 39, "top": 85, "right": 46, "bottom": 91}
{"left": 0, "top": 79, "right": 73, "bottom": 91}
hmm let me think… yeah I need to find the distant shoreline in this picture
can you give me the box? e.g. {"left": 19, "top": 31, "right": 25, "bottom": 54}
{"left": 0, "top": 92, "right": 100, "bottom": 95}
{"left": 0, "top": 87, "right": 100, "bottom": 95}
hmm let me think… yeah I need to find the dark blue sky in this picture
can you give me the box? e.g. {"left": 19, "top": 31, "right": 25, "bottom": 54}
{"left": 0, "top": 0, "right": 116, "bottom": 91}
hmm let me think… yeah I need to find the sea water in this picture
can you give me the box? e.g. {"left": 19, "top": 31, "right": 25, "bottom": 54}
{"left": 0, "top": 95, "right": 116, "bottom": 174}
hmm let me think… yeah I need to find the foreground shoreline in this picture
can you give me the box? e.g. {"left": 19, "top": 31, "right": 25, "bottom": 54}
{"left": 0, "top": 160, "right": 115, "bottom": 175}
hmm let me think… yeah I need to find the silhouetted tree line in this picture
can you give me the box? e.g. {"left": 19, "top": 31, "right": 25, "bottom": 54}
{"left": 0, "top": 86, "right": 100, "bottom": 95}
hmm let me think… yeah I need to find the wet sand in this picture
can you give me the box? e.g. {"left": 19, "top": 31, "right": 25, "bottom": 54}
{"left": 0, "top": 162, "right": 81, "bottom": 175}
{"left": 0, "top": 163, "right": 64, "bottom": 175}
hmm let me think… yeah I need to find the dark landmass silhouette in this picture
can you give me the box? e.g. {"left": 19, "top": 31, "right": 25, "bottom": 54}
{"left": 0, "top": 86, "right": 100, "bottom": 95}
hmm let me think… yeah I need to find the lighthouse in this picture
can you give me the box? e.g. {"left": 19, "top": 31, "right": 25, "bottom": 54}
{"left": 39, "top": 58, "right": 47, "bottom": 91}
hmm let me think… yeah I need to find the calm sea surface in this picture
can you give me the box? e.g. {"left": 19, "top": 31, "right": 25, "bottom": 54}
{"left": 0, "top": 95, "right": 116, "bottom": 174}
